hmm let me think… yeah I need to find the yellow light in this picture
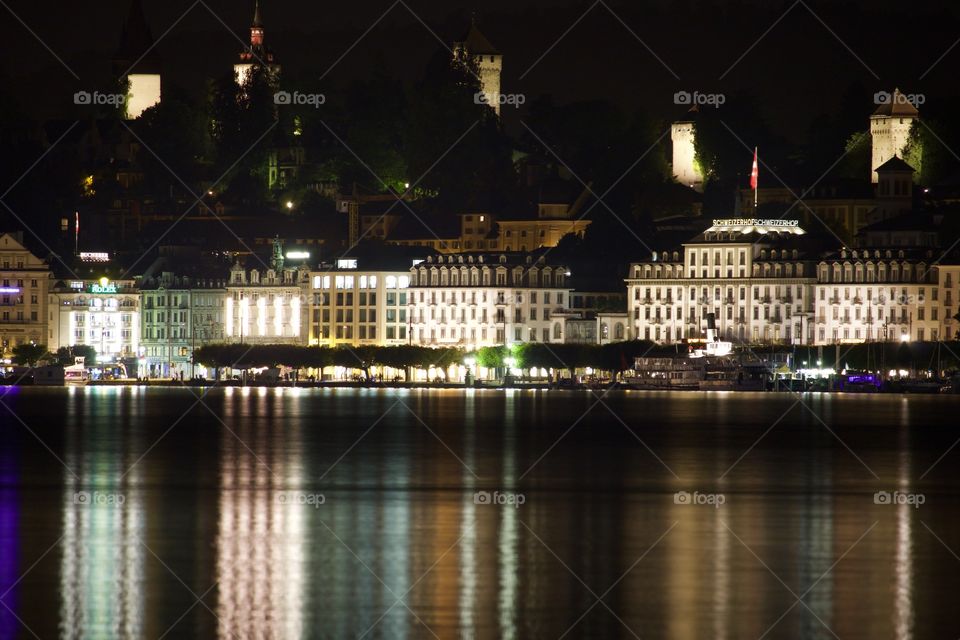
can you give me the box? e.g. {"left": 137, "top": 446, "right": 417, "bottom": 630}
{"left": 99, "top": 277, "right": 109, "bottom": 287}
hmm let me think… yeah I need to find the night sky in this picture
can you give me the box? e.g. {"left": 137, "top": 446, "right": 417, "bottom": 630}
{"left": 4, "top": 0, "right": 960, "bottom": 139}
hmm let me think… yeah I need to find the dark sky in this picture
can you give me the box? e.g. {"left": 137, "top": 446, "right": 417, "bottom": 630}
{"left": 3, "top": 0, "right": 960, "bottom": 140}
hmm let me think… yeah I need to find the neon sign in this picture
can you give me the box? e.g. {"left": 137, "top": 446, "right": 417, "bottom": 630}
{"left": 90, "top": 284, "right": 117, "bottom": 293}
{"left": 712, "top": 218, "right": 799, "bottom": 227}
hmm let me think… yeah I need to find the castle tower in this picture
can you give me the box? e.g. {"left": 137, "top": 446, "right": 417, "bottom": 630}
{"left": 870, "top": 88, "right": 919, "bottom": 183}
{"left": 453, "top": 18, "right": 502, "bottom": 116}
{"left": 113, "top": 0, "right": 161, "bottom": 119}
{"left": 671, "top": 105, "right": 702, "bottom": 192}
{"left": 235, "top": 0, "right": 281, "bottom": 89}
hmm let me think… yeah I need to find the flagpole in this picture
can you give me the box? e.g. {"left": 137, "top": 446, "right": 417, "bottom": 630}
{"left": 754, "top": 147, "right": 758, "bottom": 212}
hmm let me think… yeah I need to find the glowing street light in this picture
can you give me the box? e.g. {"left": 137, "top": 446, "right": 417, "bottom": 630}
{"left": 285, "top": 201, "right": 294, "bottom": 210}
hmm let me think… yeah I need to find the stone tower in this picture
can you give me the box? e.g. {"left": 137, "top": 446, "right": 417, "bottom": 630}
{"left": 114, "top": 0, "right": 161, "bottom": 119}
{"left": 453, "top": 18, "right": 502, "bottom": 116}
{"left": 870, "top": 88, "right": 919, "bottom": 183}
{"left": 671, "top": 105, "right": 702, "bottom": 192}
{"left": 235, "top": 0, "right": 281, "bottom": 89}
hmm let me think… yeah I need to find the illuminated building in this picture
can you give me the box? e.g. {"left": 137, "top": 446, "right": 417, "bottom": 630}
{"left": 49, "top": 277, "right": 140, "bottom": 363}
{"left": 225, "top": 244, "right": 306, "bottom": 345}
{"left": 813, "top": 248, "right": 952, "bottom": 343}
{"left": 0, "top": 232, "right": 51, "bottom": 359}
{"left": 139, "top": 269, "right": 227, "bottom": 379}
{"left": 307, "top": 256, "right": 413, "bottom": 347}
{"left": 408, "top": 251, "right": 572, "bottom": 347}
{"left": 626, "top": 218, "right": 817, "bottom": 345}
{"left": 629, "top": 218, "right": 960, "bottom": 345}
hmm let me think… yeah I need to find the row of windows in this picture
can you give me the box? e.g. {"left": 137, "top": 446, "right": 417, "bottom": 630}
{"left": 312, "top": 275, "right": 412, "bottom": 290}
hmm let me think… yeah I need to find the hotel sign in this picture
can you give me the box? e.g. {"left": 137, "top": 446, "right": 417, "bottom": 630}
{"left": 89, "top": 283, "right": 117, "bottom": 293}
{"left": 712, "top": 218, "right": 799, "bottom": 227}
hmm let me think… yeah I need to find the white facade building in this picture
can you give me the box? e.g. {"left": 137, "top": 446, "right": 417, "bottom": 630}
{"left": 224, "top": 262, "right": 306, "bottom": 345}
{"left": 628, "top": 219, "right": 960, "bottom": 346}
{"left": 408, "top": 252, "right": 571, "bottom": 348}
{"left": 813, "top": 249, "right": 950, "bottom": 344}
{"left": 49, "top": 278, "right": 140, "bottom": 362}
{"left": 628, "top": 219, "right": 815, "bottom": 345}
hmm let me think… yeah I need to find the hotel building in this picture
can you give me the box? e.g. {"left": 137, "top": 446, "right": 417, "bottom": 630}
{"left": 627, "top": 218, "right": 817, "bottom": 345}
{"left": 408, "top": 252, "right": 572, "bottom": 348}
{"left": 628, "top": 218, "right": 960, "bottom": 346}
{"left": 49, "top": 277, "right": 140, "bottom": 362}
{"left": 814, "top": 249, "right": 952, "bottom": 343}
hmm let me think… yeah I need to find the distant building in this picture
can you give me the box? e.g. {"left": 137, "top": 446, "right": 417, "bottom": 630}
{"left": 224, "top": 245, "right": 306, "bottom": 345}
{"left": 114, "top": 0, "right": 161, "bottom": 119}
{"left": 408, "top": 252, "right": 571, "bottom": 348}
{"left": 626, "top": 219, "right": 816, "bottom": 345}
{"left": 139, "top": 271, "right": 227, "bottom": 379}
{"left": 0, "top": 233, "right": 51, "bottom": 358}
{"left": 671, "top": 106, "right": 702, "bottom": 191}
{"left": 626, "top": 218, "right": 960, "bottom": 346}
{"left": 49, "top": 277, "right": 140, "bottom": 364}
{"left": 815, "top": 248, "right": 946, "bottom": 343}
{"left": 453, "top": 19, "right": 502, "bottom": 116}
{"left": 306, "top": 255, "right": 415, "bottom": 347}
{"left": 870, "top": 88, "right": 919, "bottom": 183}
{"left": 235, "top": 0, "right": 280, "bottom": 88}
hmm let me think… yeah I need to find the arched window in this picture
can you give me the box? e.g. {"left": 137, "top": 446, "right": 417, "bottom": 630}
{"left": 614, "top": 323, "right": 624, "bottom": 340}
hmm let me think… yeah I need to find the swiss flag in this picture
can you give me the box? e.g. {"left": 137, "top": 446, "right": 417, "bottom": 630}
{"left": 750, "top": 148, "right": 759, "bottom": 190}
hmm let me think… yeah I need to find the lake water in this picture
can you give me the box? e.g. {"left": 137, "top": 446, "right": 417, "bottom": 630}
{"left": 0, "top": 387, "right": 958, "bottom": 639}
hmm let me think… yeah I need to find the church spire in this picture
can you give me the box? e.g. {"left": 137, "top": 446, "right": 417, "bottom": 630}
{"left": 250, "top": 0, "right": 264, "bottom": 47}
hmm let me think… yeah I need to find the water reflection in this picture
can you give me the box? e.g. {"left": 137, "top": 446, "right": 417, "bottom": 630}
{"left": 60, "top": 388, "right": 145, "bottom": 639}
{"left": 0, "top": 389, "right": 955, "bottom": 638}
{"left": 215, "top": 388, "right": 306, "bottom": 639}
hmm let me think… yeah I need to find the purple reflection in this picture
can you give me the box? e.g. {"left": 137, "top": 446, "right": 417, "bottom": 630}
{"left": 0, "top": 453, "right": 18, "bottom": 638}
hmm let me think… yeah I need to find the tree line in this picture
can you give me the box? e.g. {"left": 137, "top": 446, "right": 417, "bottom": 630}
{"left": 192, "top": 340, "right": 677, "bottom": 378}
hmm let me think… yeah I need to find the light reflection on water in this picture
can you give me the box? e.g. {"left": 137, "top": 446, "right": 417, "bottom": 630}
{"left": 0, "top": 388, "right": 956, "bottom": 638}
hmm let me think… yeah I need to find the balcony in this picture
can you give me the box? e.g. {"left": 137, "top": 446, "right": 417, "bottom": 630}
{"left": 723, "top": 297, "right": 736, "bottom": 305}
{"left": 853, "top": 296, "right": 863, "bottom": 304}
{"left": 641, "top": 297, "right": 653, "bottom": 304}
{"left": 829, "top": 297, "right": 841, "bottom": 305}
{"left": 761, "top": 296, "right": 772, "bottom": 304}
